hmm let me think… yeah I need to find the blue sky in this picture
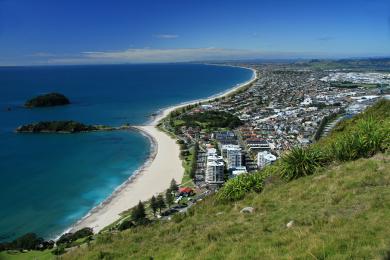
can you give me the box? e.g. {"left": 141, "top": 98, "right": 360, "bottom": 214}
{"left": 0, "top": 0, "right": 389, "bottom": 65}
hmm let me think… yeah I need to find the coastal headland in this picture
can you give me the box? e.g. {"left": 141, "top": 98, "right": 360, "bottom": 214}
{"left": 69, "top": 66, "right": 257, "bottom": 234}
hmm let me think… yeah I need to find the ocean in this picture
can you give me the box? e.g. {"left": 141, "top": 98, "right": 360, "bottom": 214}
{"left": 0, "top": 63, "right": 253, "bottom": 242}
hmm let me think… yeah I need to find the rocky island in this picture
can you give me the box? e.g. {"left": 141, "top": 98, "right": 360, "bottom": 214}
{"left": 16, "top": 121, "right": 98, "bottom": 133}
{"left": 25, "top": 92, "right": 70, "bottom": 108}
{"left": 16, "top": 121, "right": 131, "bottom": 133}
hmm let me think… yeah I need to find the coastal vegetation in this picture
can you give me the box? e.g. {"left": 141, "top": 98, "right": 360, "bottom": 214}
{"left": 16, "top": 121, "right": 99, "bottom": 133}
{"left": 0, "top": 233, "right": 54, "bottom": 252}
{"left": 56, "top": 228, "right": 93, "bottom": 247}
{"left": 179, "top": 141, "right": 198, "bottom": 187}
{"left": 169, "top": 110, "right": 242, "bottom": 132}
{"left": 15, "top": 121, "right": 129, "bottom": 133}
{"left": 25, "top": 92, "right": 70, "bottom": 108}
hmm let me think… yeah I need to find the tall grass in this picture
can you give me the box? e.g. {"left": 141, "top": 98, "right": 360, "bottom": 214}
{"left": 325, "top": 116, "right": 389, "bottom": 162}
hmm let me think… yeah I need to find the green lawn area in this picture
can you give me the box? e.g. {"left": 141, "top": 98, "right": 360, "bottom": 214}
{"left": 0, "top": 249, "right": 54, "bottom": 260}
{"left": 63, "top": 154, "right": 390, "bottom": 259}
{"left": 181, "top": 147, "right": 195, "bottom": 188}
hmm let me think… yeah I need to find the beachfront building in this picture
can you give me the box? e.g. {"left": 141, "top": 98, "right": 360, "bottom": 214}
{"left": 226, "top": 146, "right": 243, "bottom": 170}
{"left": 205, "top": 148, "right": 225, "bottom": 185}
{"left": 257, "top": 151, "right": 277, "bottom": 169}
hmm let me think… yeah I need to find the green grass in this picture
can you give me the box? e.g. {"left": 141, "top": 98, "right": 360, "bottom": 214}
{"left": 0, "top": 249, "right": 54, "bottom": 260}
{"left": 63, "top": 154, "right": 390, "bottom": 259}
{"left": 181, "top": 147, "right": 195, "bottom": 187}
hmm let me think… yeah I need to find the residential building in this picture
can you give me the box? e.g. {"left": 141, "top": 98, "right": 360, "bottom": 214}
{"left": 205, "top": 148, "right": 225, "bottom": 185}
{"left": 257, "top": 151, "right": 277, "bottom": 169}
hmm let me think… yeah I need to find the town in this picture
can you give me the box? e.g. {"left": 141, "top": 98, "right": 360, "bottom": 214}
{"left": 160, "top": 63, "right": 389, "bottom": 192}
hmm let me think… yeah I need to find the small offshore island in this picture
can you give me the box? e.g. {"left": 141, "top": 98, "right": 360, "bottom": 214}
{"left": 25, "top": 92, "right": 70, "bottom": 108}
{"left": 16, "top": 121, "right": 129, "bottom": 133}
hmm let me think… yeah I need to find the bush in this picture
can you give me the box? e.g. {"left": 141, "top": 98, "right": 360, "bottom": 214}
{"left": 52, "top": 245, "right": 66, "bottom": 255}
{"left": 57, "top": 227, "right": 93, "bottom": 246}
{"left": 326, "top": 117, "right": 389, "bottom": 162}
{"left": 280, "top": 147, "right": 325, "bottom": 181}
{"left": 117, "top": 219, "right": 134, "bottom": 231}
{"left": 14, "top": 233, "right": 43, "bottom": 250}
{"left": 216, "top": 172, "right": 269, "bottom": 202}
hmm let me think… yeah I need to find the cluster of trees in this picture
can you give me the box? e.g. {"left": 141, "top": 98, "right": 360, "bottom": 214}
{"left": 0, "top": 233, "right": 54, "bottom": 251}
{"left": 189, "top": 142, "right": 199, "bottom": 179}
{"left": 130, "top": 179, "right": 179, "bottom": 225}
{"left": 169, "top": 104, "right": 198, "bottom": 118}
{"left": 313, "top": 109, "right": 344, "bottom": 141}
{"left": 179, "top": 110, "right": 243, "bottom": 130}
{"left": 25, "top": 92, "right": 70, "bottom": 108}
{"left": 16, "top": 121, "right": 98, "bottom": 133}
{"left": 0, "top": 228, "right": 93, "bottom": 254}
{"left": 56, "top": 227, "right": 93, "bottom": 246}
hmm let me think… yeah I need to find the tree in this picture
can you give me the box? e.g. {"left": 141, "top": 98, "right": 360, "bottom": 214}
{"left": 131, "top": 201, "right": 146, "bottom": 223}
{"left": 12, "top": 233, "right": 44, "bottom": 250}
{"left": 165, "top": 189, "right": 174, "bottom": 209}
{"left": 170, "top": 179, "right": 179, "bottom": 193}
{"left": 156, "top": 194, "right": 166, "bottom": 213}
{"left": 150, "top": 195, "right": 158, "bottom": 217}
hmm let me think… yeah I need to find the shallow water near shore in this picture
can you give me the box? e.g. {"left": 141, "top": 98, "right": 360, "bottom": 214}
{"left": 0, "top": 63, "right": 253, "bottom": 242}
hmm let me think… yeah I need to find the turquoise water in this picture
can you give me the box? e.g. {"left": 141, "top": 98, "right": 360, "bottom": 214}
{"left": 0, "top": 63, "right": 253, "bottom": 241}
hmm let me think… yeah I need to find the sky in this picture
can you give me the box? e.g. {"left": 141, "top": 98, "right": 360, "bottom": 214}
{"left": 0, "top": 0, "right": 389, "bottom": 65}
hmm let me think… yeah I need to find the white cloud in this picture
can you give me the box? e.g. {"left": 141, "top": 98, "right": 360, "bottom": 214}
{"left": 154, "top": 34, "right": 179, "bottom": 39}
{"left": 76, "top": 48, "right": 264, "bottom": 63}
{"left": 40, "top": 47, "right": 370, "bottom": 65}
{"left": 29, "top": 52, "right": 57, "bottom": 57}
{"left": 44, "top": 48, "right": 266, "bottom": 64}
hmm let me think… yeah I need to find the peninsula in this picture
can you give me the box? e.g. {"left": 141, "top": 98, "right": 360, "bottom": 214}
{"left": 25, "top": 92, "right": 70, "bottom": 108}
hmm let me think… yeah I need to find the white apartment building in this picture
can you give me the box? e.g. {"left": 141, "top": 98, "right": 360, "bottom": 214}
{"left": 257, "top": 151, "right": 277, "bottom": 169}
{"left": 226, "top": 147, "right": 242, "bottom": 170}
{"left": 205, "top": 148, "right": 225, "bottom": 185}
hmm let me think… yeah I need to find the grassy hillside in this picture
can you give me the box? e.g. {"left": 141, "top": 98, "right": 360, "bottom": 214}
{"left": 64, "top": 155, "right": 390, "bottom": 259}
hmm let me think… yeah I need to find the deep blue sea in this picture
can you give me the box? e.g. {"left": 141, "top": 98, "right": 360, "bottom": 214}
{"left": 0, "top": 63, "right": 253, "bottom": 242}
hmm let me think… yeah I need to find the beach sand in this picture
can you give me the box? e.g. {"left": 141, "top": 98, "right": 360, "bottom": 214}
{"left": 69, "top": 66, "right": 257, "bottom": 234}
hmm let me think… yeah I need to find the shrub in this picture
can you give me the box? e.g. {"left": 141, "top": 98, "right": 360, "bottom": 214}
{"left": 328, "top": 117, "right": 389, "bottom": 162}
{"left": 216, "top": 172, "right": 268, "bottom": 202}
{"left": 13, "top": 233, "right": 43, "bottom": 250}
{"left": 52, "top": 245, "right": 66, "bottom": 255}
{"left": 280, "top": 147, "right": 325, "bottom": 181}
{"left": 57, "top": 227, "right": 93, "bottom": 246}
{"left": 117, "top": 219, "right": 134, "bottom": 231}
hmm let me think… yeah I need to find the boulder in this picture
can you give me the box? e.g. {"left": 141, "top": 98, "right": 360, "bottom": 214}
{"left": 286, "top": 220, "right": 294, "bottom": 228}
{"left": 240, "top": 207, "right": 254, "bottom": 214}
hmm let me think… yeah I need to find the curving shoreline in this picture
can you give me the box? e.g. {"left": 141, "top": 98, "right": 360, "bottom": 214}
{"left": 67, "top": 65, "right": 257, "bottom": 235}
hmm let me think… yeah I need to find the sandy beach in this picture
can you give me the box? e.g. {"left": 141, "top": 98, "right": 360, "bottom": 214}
{"left": 69, "top": 66, "right": 257, "bottom": 234}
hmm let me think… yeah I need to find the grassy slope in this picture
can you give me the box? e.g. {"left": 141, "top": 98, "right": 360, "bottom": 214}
{"left": 64, "top": 154, "right": 390, "bottom": 260}
{"left": 0, "top": 250, "right": 53, "bottom": 260}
